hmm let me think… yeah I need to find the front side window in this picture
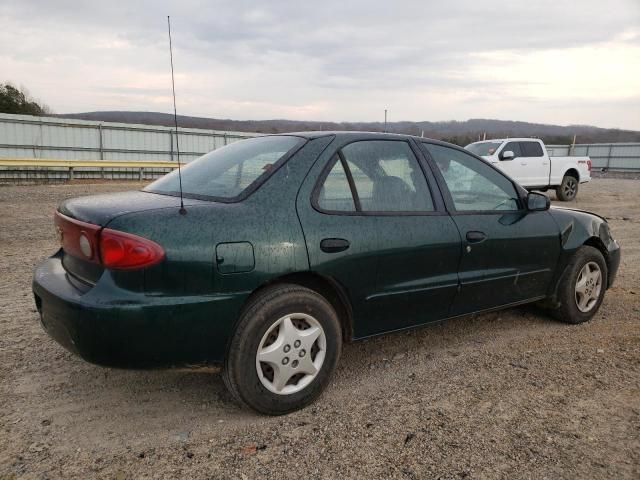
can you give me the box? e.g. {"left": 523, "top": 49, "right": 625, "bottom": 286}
{"left": 501, "top": 141, "right": 522, "bottom": 159}
{"left": 465, "top": 141, "right": 502, "bottom": 156}
{"left": 423, "top": 143, "right": 520, "bottom": 212}
{"left": 145, "top": 135, "right": 304, "bottom": 201}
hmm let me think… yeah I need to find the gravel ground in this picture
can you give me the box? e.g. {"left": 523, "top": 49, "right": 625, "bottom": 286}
{"left": 0, "top": 179, "right": 638, "bottom": 479}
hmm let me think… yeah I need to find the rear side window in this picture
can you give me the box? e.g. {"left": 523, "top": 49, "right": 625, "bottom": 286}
{"left": 145, "top": 136, "right": 304, "bottom": 201}
{"left": 344, "top": 160, "right": 374, "bottom": 202}
{"left": 341, "top": 141, "right": 434, "bottom": 212}
{"left": 315, "top": 140, "right": 435, "bottom": 213}
{"left": 521, "top": 141, "right": 544, "bottom": 157}
{"left": 317, "top": 158, "right": 356, "bottom": 212}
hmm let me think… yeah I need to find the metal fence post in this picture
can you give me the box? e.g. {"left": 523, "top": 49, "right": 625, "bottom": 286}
{"left": 98, "top": 124, "right": 104, "bottom": 160}
{"left": 606, "top": 144, "right": 613, "bottom": 170}
{"left": 169, "top": 131, "right": 174, "bottom": 161}
{"left": 98, "top": 124, "right": 105, "bottom": 178}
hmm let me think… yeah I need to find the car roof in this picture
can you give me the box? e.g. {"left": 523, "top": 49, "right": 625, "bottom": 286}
{"left": 279, "top": 130, "right": 459, "bottom": 148}
{"left": 469, "top": 138, "right": 542, "bottom": 144}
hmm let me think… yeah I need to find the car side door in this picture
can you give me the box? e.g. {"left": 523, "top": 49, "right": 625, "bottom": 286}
{"left": 493, "top": 141, "right": 528, "bottom": 185}
{"left": 420, "top": 142, "right": 561, "bottom": 316}
{"left": 296, "top": 139, "right": 462, "bottom": 339}
{"left": 520, "top": 140, "right": 549, "bottom": 187}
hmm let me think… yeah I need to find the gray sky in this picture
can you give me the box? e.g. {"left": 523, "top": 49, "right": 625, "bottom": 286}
{"left": 1, "top": 0, "right": 639, "bottom": 129}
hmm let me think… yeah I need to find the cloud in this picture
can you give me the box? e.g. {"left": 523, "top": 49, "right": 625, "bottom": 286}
{"left": 1, "top": 0, "right": 639, "bottom": 129}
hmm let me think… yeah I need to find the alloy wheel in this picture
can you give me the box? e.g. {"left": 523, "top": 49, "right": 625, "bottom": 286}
{"left": 563, "top": 178, "right": 577, "bottom": 199}
{"left": 574, "top": 261, "right": 602, "bottom": 312}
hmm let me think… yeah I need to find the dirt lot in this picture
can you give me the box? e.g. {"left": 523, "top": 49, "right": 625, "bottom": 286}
{"left": 0, "top": 179, "right": 638, "bottom": 479}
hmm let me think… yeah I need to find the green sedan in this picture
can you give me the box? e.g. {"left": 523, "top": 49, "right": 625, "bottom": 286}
{"left": 33, "top": 132, "right": 621, "bottom": 414}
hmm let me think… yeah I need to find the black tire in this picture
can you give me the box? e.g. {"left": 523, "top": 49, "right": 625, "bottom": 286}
{"left": 551, "top": 246, "right": 608, "bottom": 324}
{"left": 223, "top": 284, "right": 342, "bottom": 415}
{"left": 555, "top": 174, "right": 579, "bottom": 201}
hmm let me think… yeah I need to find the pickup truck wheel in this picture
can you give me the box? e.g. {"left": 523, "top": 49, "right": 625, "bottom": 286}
{"left": 556, "top": 174, "right": 579, "bottom": 201}
{"left": 551, "top": 246, "right": 607, "bottom": 324}
{"left": 223, "top": 284, "right": 342, "bottom": 415}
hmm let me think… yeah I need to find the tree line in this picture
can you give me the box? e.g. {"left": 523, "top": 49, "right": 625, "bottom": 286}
{"left": 0, "top": 83, "right": 50, "bottom": 115}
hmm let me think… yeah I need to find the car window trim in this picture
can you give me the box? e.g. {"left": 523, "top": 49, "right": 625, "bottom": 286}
{"left": 337, "top": 151, "right": 362, "bottom": 211}
{"left": 408, "top": 138, "right": 447, "bottom": 212}
{"left": 418, "top": 141, "right": 526, "bottom": 215}
{"left": 310, "top": 139, "right": 446, "bottom": 217}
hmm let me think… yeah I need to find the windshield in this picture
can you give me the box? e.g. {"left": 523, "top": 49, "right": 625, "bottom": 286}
{"left": 465, "top": 141, "right": 503, "bottom": 157}
{"left": 145, "top": 135, "right": 304, "bottom": 201}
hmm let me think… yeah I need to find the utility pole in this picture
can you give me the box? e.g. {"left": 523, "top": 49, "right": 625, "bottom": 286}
{"left": 384, "top": 109, "right": 387, "bottom": 133}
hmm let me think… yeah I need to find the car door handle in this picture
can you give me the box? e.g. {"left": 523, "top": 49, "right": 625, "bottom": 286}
{"left": 320, "top": 238, "right": 350, "bottom": 253}
{"left": 466, "top": 231, "right": 487, "bottom": 244}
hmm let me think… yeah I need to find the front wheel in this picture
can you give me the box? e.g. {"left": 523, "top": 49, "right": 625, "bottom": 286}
{"left": 556, "top": 174, "right": 579, "bottom": 201}
{"left": 551, "top": 246, "right": 608, "bottom": 324}
{"left": 223, "top": 284, "right": 342, "bottom": 415}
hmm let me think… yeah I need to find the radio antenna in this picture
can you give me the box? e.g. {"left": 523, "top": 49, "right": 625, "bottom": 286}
{"left": 167, "top": 16, "right": 186, "bottom": 215}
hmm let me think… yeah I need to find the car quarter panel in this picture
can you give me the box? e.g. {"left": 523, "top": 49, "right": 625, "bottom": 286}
{"left": 548, "top": 157, "right": 592, "bottom": 185}
{"left": 33, "top": 253, "right": 244, "bottom": 368}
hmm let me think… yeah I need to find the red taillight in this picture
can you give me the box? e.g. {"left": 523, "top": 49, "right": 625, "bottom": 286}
{"left": 587, "top": 160, "right": 592, "bottom": 171}
{"left": 54, "top": 211, "right": 101, "bottom": 262}
{"left": 54, "top": 211, "right": 164, "bottom": 270}
{"left": 99, "top": 228, "right": 165, "bottom": 270}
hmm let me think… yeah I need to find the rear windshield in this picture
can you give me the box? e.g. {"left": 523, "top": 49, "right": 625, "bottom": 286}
{"left": 145, "top": 135, "right": 304, "bottom": 201}
{"left": 465, "top": 141, "right": 503, "bottom": 156}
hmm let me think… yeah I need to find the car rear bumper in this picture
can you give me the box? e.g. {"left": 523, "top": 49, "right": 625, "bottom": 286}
{"left": 32, "top": 255, "right": 246, "bottom": 368}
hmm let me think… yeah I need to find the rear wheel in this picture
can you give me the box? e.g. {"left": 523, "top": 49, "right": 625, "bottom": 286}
{"left": 556, "top": 174, "right": 579, "bottom": 201}
{"left": 551, "top": 246, "right": 607, "bottom": 324}
{"left": 223, "top": 284, "right": 342, "bottom": 415}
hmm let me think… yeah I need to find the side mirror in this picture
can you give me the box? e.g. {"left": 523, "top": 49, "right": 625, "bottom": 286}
{"left": 501, "top": 150, "right": 515, "bottom": 160}
{"left": 527, "top": 192, "right": 550, "bottom": 211}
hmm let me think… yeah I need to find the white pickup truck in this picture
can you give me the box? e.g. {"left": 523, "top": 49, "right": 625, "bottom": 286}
{"left": 465, "top": 138, "right": 591, "bottom": 201}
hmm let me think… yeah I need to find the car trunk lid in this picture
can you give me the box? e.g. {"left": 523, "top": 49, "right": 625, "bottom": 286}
{"left": 59, "top": 190, "right": 207, "bottom": 225}
{"left": 56, "top": 190, "right": 208, "bottom": 286}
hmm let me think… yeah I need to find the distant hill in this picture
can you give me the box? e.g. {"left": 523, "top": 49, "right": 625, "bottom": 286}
{"left": 58, "top": 111, "right": 640, "bottom": 146}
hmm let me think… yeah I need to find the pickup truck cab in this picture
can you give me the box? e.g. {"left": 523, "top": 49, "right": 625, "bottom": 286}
{"left": 466, "top": 138, "right": 591, "bottom": 201}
